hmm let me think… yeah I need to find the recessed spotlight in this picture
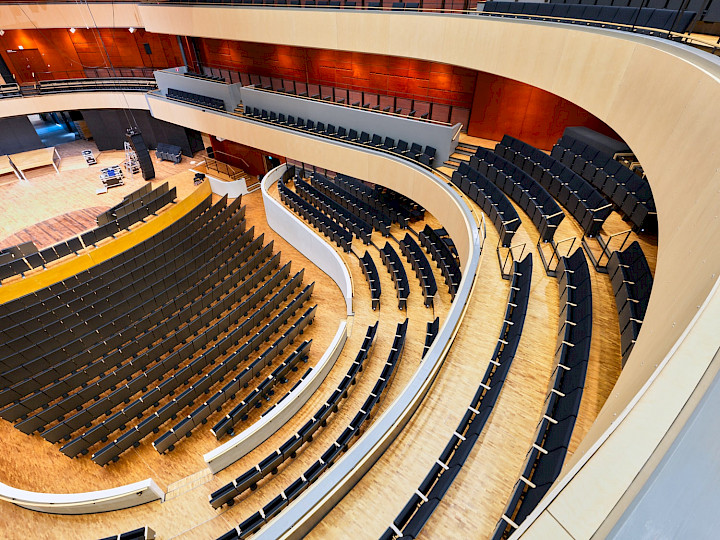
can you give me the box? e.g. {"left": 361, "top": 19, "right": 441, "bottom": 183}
{"left": 128, "top": 27, "right": 135, "bottom": 33}
{"left": 69, "top": 27, "right": 76, "bottom": 33}
{"left": 18, "top": 45, "right": 23, "bottom": 50}
{"left": 0, "top": 30, "right": 5, "bottom": 36}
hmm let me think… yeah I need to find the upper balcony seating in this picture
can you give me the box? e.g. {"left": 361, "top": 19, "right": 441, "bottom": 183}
{"left": 382, "top": 256, "right": 532, "bottom": 540}
{"left": 482, "top": 2, "right": 697, "bottom": 35}
{"left": 208, "top": 322, "right": 378, "bottom": 509}
{"left": 219, "top": 320, "right": 407, "bottom": 539}
{"left": 467, "top": 147, "right": 569, "bottom": 243}
{"left": 490, "top": 248, "right": 591, "bottom": 539}
{"left": 418, "top": 225, "right": 461, "bottom": 298}
{"left": 245, "top": 106, "right": 437, "bottom": 168}
{"left": 606, "top": 241, "right": 652, "bottom": 366}
{"left": 167, "top": 87, "right": 225, "bottom": 110}
{"left": 184, "top": 70, "right": 225, "bottom": 83}
{"left": 552, "top": 134, "right": 657, "bottom": 232}
{"left": 451, "top": 160, "right": 521, "bottom": 247}
{"left": 495, "top": 135, "right": 611, "bottom": 237}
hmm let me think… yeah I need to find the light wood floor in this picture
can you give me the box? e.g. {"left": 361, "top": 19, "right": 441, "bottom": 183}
{"left": 0, "top": 135, "right": 656, "bottom": 540}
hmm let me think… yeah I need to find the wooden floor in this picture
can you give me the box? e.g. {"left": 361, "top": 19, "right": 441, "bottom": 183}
{"left": 0, "top": 135, "right": 657, "bottom": 540}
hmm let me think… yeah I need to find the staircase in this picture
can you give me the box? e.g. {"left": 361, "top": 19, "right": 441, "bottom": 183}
{"left": 438, "top": 142, "right": 483, "bottom": 173}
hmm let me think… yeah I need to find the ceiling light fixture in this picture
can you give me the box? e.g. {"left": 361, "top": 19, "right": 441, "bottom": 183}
{"left": 69, "top": 27, "right": 76, "bottom": 33}
{"left": 0, "top": 30, "right": 5, "bottom": 36}
{"left": 128, "top": 27, "right": 135, "bottom": 33}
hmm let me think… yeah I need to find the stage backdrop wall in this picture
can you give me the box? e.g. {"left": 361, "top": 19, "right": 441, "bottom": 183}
{"left": 0, "top": 116, "right": 44, "bottom": 155}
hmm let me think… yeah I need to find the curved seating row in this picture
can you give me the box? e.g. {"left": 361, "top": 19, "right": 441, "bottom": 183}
{"left": 4, "top": 229, "right": 267, "bottom": 433}
{"left": 495, "top": 135, "right": 611, "bottom": 236}
{"left": 244, "top": 107, "right": 437, "bottom": 167}
{"left": 607, "top": 241, "right": 653, "bottom": 365}
{"left": 97, "top": 182, "right": 174, "bottom": 226}
{"left": 154, "top": 301, "right": 315, "bottom": 452}
{"left": 491, "top": 248, "right": 591, "bottom": 539}
{"left": 483, "top": 2, "right": 697, "bottom": 34}
{"left": 469, "top": 149, "right": 565, "bottom": 243}
{"left": 451, "top": 161, "right": 521, "bottom": 247}
{"left": 0, "top": 197, "right": 242, "bottom": 399}
{"left": 311, "top": 173, "right": 392, "bottom": 236}
{"left": 418, "top": 225, "right": 461, "bottom": 298}
{"left": 50, "top": 259, "right": 297, "bottom": 456}
{"left": 360, "top": 250, "right": 381, "bottom": 311}
{"left": 219, "top": 319, "right": 408, "bottom": 539}
{"left": 422, "top": 317, "right": 440, "bottom": 359}
{"left": 552, "top": 135, "right": 656, "bottom": 232}
{"left": 294, "top": 177, "right": 372, "bottom": 243}
{"left": 382, "top": 256, "right": 532, "bottom": 539}
{"left": 331, "top": 174, "right": 421, "bottom": 227}
{"left": 0, "top": 185, "right": 177, "bottom": 282}
{"left": 278, "top": 175, "right": 352, "bottom": 251}
{"left": 99, "top": 526, "right": 156, "bottom": 540}
{"left": 380, "top": 242, "right": 410, "bottom": 310}
{"left": 208, "top": 321, "right": 379, "bottom": 509}
{"left": 88, "top": 275, "right": 315, "bottom": 466}
{"left": 399, "top": 233, "right": 437, "bottom": 308}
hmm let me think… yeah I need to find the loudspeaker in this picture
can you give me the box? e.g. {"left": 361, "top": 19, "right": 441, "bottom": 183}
{"left": 126, "top": 129, "right": 155, "bottom": 181}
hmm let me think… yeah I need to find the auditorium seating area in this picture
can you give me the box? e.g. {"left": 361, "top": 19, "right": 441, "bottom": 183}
{"left": 155, "top": 142, "right": 183, "bottom": 164}
{"left": 607, "top": 241, "right": 653, "bottom": 365}
{"left": 380, "top": 241, "right": 410, "bottom": 310}
{"left": 491, "top": 248, "right": 592, "bottom": 539}
{"left": 399, "top": 233, "right": 437, "bottom": 308}
{"left": 552, "top": 134, "right": 657, "bottom": 232}
{"left": 382, "top": 255, "right": 532, "bottom": 539}
{"left": 418, "top": 225, "right": 461, "bottom": 298}
{"left": 482, "top": 1, "right": 697, "bottom": 35}
{"left": 167, "top": 88, "right": 225, "bottom": 110}
{"left": 208, "top": 321, "right": 378, "bottom": 509}
{"left": 96, "top": 182, "right": 177, "bottom": 227}
{"left": 99, "top": 526, "right": 156, "bottom": 540}
{"left": 218, "top": 319, "right": 407, "bottom": 539}
{"left": 184, "top": 70, "right": 225, "bottom": 83}
{"left": 494, "top": 135, "right": 612, "bottom": 237}
{"left": 360, "top": 250, "right": 381, "bottom": 310}
{"left": 243, "top": 107, "right": 437, "bottom": 167}
{"left": 466, "top": 150, "right": 566, "bottom": 242}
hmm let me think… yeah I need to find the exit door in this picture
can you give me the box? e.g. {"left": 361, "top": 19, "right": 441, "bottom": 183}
{"left": 5, "top": 49, "right": 48, "bottom": 83}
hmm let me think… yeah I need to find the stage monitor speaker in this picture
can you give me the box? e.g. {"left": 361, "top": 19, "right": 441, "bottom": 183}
{"left": 127, "top": 129, "right": 155, "bottom": 181}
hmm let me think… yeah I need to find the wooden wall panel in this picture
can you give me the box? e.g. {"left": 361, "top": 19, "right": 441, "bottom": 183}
{"left": 468, "top": 71, "right": 620, "bottom": 150}
{"left": 195, "top": 39, "right": 476, "bottom": 108}
{"left": 209, "top": 136, "right": 271, "bottom": 177}
{"left": 0, "top": 28, "right": 183, "bottom": 83}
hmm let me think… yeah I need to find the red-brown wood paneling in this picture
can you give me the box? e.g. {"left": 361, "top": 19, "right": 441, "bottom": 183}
{"left": 468, "top": 71, "right": 620, "bottom": 149}
{"left": 210, "top": 137, "right": 280, "bottom": 177}
{"left": 195, "top": 39, "right": 477, "bottom": 108}
{"left": 0, "top": 29, "right": 183, "bottom": 83}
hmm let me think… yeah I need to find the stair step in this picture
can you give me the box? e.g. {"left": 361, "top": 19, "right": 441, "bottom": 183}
{"left": 442, "top": 161, "right": 460, "bottom": 169}
{"left": 453, "top": 149, "right": 475, "bottom": 157}
{"left": 456, "top": 142, "right": 478, "bottom": 151}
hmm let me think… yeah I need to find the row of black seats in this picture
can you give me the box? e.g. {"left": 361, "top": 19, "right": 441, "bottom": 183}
{"left": 399, "top": 233, "right": 438, "bottom": 308}
{"left": 311, "top": 173, "right": 392, "bottom": 236}
{"left": 245, "top": 107, "right": 437, "bottom": 167}
{"left": 46, "top": 254, "right": 290, "bottom": 455}
{"left": 277, "top": 175, "right": 353, "bottom": 252}
{"left": 99, "top": 526, "right": 155, "bottom": 540}
{"left": 208, "top": 322, "right": 379, "bottom": 509}
{"left": 184, "top": 70, "right": 225, "bottom": 83}
{"left": 295, "top": 176, "right": 373, "bottom": 243}
{"left": 0, "top": 197, "right": 241, "bottom": 382}
{"left": 418, "top": 225, "right": 461, "bottom": 298}
{"left": 360, "top": 250, "right": 382, "bottom": 310}
{"left": 553, "top": 135, "right": 656, "bottom": 232}
{"left": 496, "top": 135, "right": 611, "bottom": 236}
{"left": 383, "top": 256, "right": 532, "bottom": 540}
{"left": 491, "top": 248, "right": 591, "bottom": 539}
{"left": 483, "top": 2, "right": 697, "bottom": 34}
{"left": 97, "top": 183, "right": 171, "bottom": 225}
{"left": 167, "top": 87, "right": 225, "bottom": 110}
{"left": 380, "top": 242, "right": 410, "bottom": 310}
{"left": 102, "top": 183, "right": 152, "bottom": 222}
{"left": 154, "top": 296, "right": 315, "bottom": 452}
{"left": 4, "top": 225, "right": 262, "bottom": 435}
{"left": 451, "top": 161, "right": 521, "bottom": 247}
{"left": 607, "top": 241, "right": 652, "bottom": 366}
{"left": 220, "top": 320, "right": 408, "bottom": 539}
{"left": 332, "top": 173, "right": 422, "bottom": 227}
{"left": 471, "top": 147, "right": 566, "bottom": 242}
{"left": 0, "top": 193, "right": 212, "bottom": 322}
{"left": 422, "top": 317, "right": 440, "bottom": 358}
{"left": 88, "top": 275, "right": 313, "bottom": 466}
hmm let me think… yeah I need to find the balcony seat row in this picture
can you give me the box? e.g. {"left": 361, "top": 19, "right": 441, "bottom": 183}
{"left": 382, "top": 256, "right": 532, "bottom": 539}
{"left": 219, "top": 320, "right": 408, "bottom": 539}
{"left": 244, "top": 107, "right": 436, "bottom": 167}
{"left": 491, "top": 248, "right": 591, "bottom": 539}
{"left": 418, "top": 225, "right": 461, "bottom": 298}
{"left": 380, "top": 242, "right": 410, "bottom": 310}
{"left": 422, "top": 317, "right": 440, "bottom": 358}
{"left": 399, "top": 233, "right": 438, "bottom": 308}
{"left": 208, "top": 322, "right": 379, "bottom": 509}
{"left": 167, "top": 88, "right": 225, "bottom": 110}
{"left": 360, "top": 250, "right": 382, "bottom": 310}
